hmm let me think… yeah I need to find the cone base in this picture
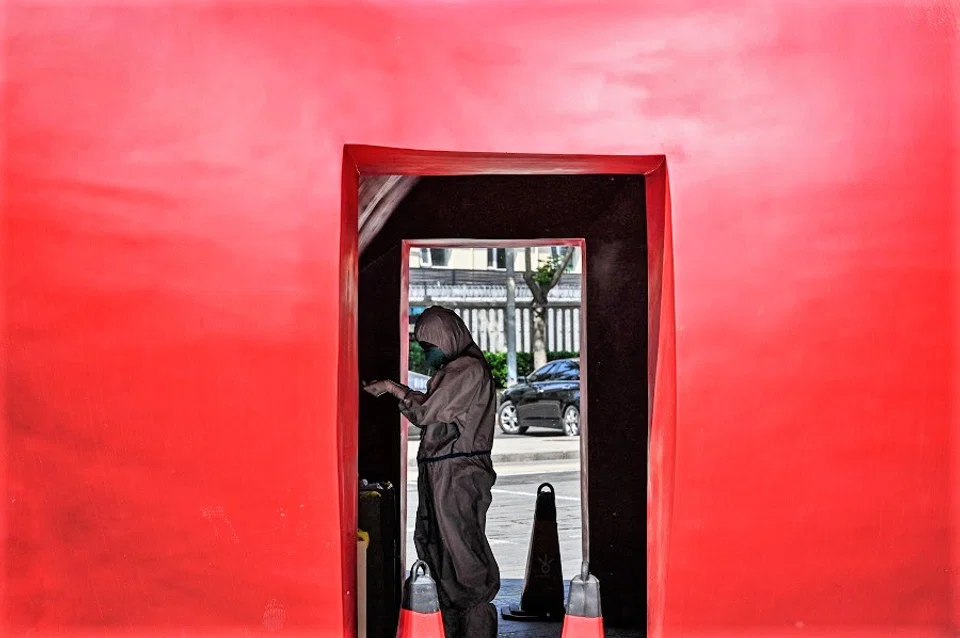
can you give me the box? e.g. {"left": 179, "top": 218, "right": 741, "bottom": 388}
{"left": 396, "top": 609, "right": 445, "bottom": 638}
{"left": 561, "top": 613, "right": 604, "bottom": 637}
{"left": 500, "top": 604, "right": 565, "bottom": 623}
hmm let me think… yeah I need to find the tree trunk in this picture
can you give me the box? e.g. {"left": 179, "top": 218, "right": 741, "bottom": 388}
{"left": 531, "top": 303, "right": 548, "bottom": 370}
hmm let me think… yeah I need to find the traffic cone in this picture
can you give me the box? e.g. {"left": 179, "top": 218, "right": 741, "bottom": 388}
{"left": 501, "top": 482, "right": 566, "bottom": 622}
{"left": 396, "top": 560, "right": 445, "bottom": 638}
{"left": 561, "top": 561, "right": 604, "bottom": 637}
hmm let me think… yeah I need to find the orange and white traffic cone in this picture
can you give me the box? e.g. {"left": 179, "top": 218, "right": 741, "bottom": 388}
{"left": 561, "top": 561, "right": 604, "bottom": 637}
{"left": 396, "top": 560, "right": 445, "bottom": 638}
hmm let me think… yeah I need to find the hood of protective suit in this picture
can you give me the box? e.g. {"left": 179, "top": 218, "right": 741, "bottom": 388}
{"left": 414, "top": 306, "right": 475, "bottom": 359}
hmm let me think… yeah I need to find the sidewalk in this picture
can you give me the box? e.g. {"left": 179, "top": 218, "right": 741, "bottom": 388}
{"left": 406, "top": 431, "right": 581, "bottom": 465}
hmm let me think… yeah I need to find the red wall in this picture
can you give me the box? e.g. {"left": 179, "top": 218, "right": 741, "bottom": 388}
{"left": 3, "top": 1, "right": 957, "bottom": 636}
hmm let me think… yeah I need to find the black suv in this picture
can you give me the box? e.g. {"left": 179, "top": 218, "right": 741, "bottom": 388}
{"left": 497, "top": 359, "right": 580, "bottom": 436}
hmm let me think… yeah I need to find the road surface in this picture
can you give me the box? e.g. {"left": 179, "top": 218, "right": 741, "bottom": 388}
{"left": 405, "top": 458, "right": 583, "bottom": 580}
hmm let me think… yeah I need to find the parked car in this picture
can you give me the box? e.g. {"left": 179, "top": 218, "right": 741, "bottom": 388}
{"left": 497, "top": 359, "right": 580, "bottom": 436}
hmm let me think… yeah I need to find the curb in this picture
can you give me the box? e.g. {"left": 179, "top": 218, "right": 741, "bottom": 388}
{"left": 492, "top": 450, "right": 580, "bottom": 464}
{"left": 408, "top": 432, "right": 580, "bottom": 465}
{"left": 406, "top": 448, "right": 580, "bottom": 465}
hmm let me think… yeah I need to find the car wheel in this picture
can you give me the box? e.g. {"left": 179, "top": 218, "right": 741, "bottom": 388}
{"left": 562, "top": 405, "right": 580, "bottom": 437}
{"left": 498, "top": 401, "right": 528, "bottom": 435}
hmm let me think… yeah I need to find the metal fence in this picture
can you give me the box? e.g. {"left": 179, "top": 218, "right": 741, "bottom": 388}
{"left": 409, "top": 282, "right": 580, "bottom": 303}
{"left": 409, "top": 299, "right": 581, "bottom": 353}
{"left": 407, "top": 371, "right": 430, "bottom": 392}
{"left": 409, "top": 270, "right": 582, "bottom": 354}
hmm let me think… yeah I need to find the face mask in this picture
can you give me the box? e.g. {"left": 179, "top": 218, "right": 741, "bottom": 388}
{"left": 421, "top": 343, "right": 449, "bottom": 372}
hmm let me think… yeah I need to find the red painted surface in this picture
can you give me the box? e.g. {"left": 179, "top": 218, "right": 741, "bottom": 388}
{"left": 3, "top": 1, "right": 957, "bottom": 637}
{"left": 646, "top": 164, "right": 677, "bottom": 638}
{"left": 339, "top": 152, "right": 360, "bottom": 638}
{"left": 396, "top": 609, "right": 445, "bottom": 638}
{"left": 561, "top": 614, "right": 604, "bottom": 638}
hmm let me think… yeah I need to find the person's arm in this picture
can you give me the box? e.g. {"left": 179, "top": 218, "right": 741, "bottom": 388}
{"left": 362, "top": 379, "right": 411, "bottom": 400}
{"left": 362, "top": 379, "right": 443, "bottom": 427}
{"left": 399, "top": 388, "right": 427, "bottom": 408}
{"left": 397, "top": 388, "right": 430, "bottom": 424}
{"left": 398, "top": 365, "right": 480, "bottom": 428}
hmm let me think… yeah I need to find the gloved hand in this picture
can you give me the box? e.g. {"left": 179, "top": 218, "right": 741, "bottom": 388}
{"left": 362, "top": 379, "right": 399, "bottom": 398}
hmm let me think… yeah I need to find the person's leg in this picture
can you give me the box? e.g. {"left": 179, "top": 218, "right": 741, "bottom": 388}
{"left": 430, "top": 459, "right": 500, "bottom": 604}
{"left": 440, "top": 605, "right": 462, "bottom": 638}
{"left": 427, "top": 458, "right": 500, "bottom": 637}
{"left": 413, "top": 464, "right": 443, "bottom": 573}
{"left": 460, "top": 601, "right": 497, "bottom": 638}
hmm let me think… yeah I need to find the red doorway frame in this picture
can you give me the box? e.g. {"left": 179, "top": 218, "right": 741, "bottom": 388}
{"left": 339, "top": 146, "right": 677, "bottom": 637}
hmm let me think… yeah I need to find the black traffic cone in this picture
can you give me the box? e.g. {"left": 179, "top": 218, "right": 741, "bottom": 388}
{"left": 396, "top": 560, "right": 445, "bottom": 637}
{"left": 501, "top": 482, "right": 566, "bottom": 622}
{"left": 561, "top": 561, "right": 603, "bottom": 637}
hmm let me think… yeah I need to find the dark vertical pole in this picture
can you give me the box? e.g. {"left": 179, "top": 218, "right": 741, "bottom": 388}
{"left": 584, "top": 178, "right": 648, "bottom": 628}
{"left": 506, "top": 248, "right": 518, "bottom": 386}
{"left": 358, "top": 244, "right": 403, "bottom": 637}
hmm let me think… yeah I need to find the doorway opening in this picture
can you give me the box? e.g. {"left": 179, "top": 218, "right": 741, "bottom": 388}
{"left": 402, "top": 240, "right": 586, "bottom": 592}
{"left": 344, "top": 147, "right": 676, "bottom": 638}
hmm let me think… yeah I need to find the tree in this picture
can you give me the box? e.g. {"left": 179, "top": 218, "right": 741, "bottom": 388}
{"left": 522, "top": 247, "right": 575, "bottom": 370}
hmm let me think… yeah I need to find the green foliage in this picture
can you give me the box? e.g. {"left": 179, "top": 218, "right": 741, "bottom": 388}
{"left": 483, "top": 352, "right": 528, "bottom": 387}
{"left": 410, "top": 338, "right": 578, "bottom": 388}
{"left": 532, "top": 255, "right": 567, "bottom": 287}
{"left": 530, "top": 249, "right": 575, "bottom": 288}
{"left": 483, "top": 350, "right": 580, "bottom": 388}
{"left": 409, "top": 340, "right": 428, "bottom": 375}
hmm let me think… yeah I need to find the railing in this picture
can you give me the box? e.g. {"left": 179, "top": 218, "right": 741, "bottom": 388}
{"left": 408, "top": 303, "right": 580, "bottom": 353}
{"left": 410, "top": 268, "right": 581, "bottom": 288}
{"left": 407, "top": 371, "right": 430, "bottom": 392}
{"left": 410, "top": 283, "right": 581, "bottom": 303}
{"left": 408, "top": 268, "right": 582, "bottom": 354}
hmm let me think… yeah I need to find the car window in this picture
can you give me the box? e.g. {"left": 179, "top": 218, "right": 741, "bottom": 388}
{"left": 528, "top": 362, "right": 559, "bottom": 382}
{"left": 555, "top": 360, "right": 580, "bottom": 381}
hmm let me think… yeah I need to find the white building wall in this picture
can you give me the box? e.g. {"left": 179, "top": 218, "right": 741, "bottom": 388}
{"left": 408, "top": 246, "right": 583, "bottom": 273}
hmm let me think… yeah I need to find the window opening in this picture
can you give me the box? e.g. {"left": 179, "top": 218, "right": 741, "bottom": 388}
{"left": 487, "top": 247, "right": 507, "bottom": 269}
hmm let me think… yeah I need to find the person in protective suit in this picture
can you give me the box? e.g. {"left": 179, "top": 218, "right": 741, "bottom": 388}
{"left": 363, "top": 305, "right": 500, "bottom": 638}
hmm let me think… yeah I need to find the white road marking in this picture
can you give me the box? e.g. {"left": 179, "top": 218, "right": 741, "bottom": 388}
{"left": 407, "top": 465, "right": 580, "bottom": 481}
{"left": 406, "top": 531, "right": 519, "bottom": 546}
{"left": 496, "top": 464, "right": 581, "bottom": 477}
{"left": 491, "top": 488, "right": 579, "bottom": 502}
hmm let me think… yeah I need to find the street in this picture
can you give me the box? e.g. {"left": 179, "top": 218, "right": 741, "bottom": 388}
{"left": 399, "top": 431, "right": 643, "bottom": 637}
{"left": 405, "top": 456, "right": 583, "bottom": 580}
{"left": 402, "top": 437, "right": 643, "bottom": 637}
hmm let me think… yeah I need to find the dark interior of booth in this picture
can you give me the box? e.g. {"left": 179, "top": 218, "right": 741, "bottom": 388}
{"left": 357, "top": 174, "right": 648, "bottom": 634}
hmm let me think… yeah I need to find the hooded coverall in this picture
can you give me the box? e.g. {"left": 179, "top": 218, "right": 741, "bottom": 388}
{"left": 399, "top": 306, "right": 500, "bottom": 638}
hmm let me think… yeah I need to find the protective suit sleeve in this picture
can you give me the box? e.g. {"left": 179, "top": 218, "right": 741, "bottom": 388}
{"left": 399, "top": 364, "right": 481, "bottom": 428}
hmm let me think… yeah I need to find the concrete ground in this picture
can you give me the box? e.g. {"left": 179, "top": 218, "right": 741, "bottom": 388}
{"left": 407, "top": 427, "right": 582, "bottom": 463}
{"left": 407, "top": 459, "right": 582, "bottom": 579}
{"left": 406, "top": 430, "right": 582, "bottom": 579}
{"left": 406, "top": 430, "right": 641, "bottom": 636}
{"left": 495, "top": 579, "right": 643, "bottom": 637}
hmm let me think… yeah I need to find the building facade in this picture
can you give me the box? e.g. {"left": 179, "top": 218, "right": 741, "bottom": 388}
{"left": 409, "top": 246, "right": 582, "bottom": 353}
